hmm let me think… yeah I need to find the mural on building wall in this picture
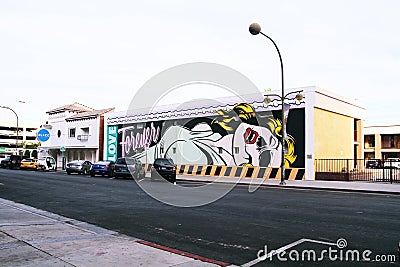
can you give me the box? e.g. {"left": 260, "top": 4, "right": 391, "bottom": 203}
{"left": 109, "top": 103, "right": 305, "bottom": 168}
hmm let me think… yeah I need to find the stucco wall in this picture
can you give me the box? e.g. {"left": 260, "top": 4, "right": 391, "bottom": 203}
{"left": 314, "top": 107, "right": 353, "bottom": 159}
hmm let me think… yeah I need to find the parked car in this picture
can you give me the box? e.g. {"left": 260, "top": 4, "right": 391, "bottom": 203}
{"left": 2, "top": 155, "right": 26, "bottom": 169}
{"left": 90, "top": 161, "right": 115, "bottom": 177}
{"left": 151, "top": 158, "right": 176, "bottom": 183}
{"left": 366, "top": 160, "right": 380, "bottom": 169}
{"left": 0, "top": 155, "right": 8, "bottom": 162}
{"left": 37, "top": 156, "right": 57, "bottom": 171}
{"left": 383, "top": 158, "right": 400, "bottom": 169}
{"left": 114, "top": 157, "right": 145, "bottom": 179}
{"left": 0, "top": 156, "right": 11, "bottom": 168}
{"left": 66, "top": 160, "right": 92, "bottom": 175}
{"left": 19, "top": 158, "right": 37, "bottom": 170}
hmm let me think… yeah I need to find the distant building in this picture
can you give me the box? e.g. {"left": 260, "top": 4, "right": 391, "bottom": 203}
{"left": 37, "top": 103, "right": 114, "bottom": 168}
{"left": 364, "top": 124, "right": 400, "bottom": 159}
{"left": 0, "top": 121, "right": 39, "bottom": 157}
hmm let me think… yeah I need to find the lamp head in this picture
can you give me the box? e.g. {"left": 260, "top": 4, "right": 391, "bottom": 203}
{"left": 249, "top": 23, "right": 261, "bottom": 35}
{"left": 295, "top": 93, "right": 304, "bottom": 101}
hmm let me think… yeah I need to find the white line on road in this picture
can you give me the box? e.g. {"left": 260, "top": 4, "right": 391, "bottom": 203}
{"left": 241, "top": 238, "right": 337, "bottom": 267}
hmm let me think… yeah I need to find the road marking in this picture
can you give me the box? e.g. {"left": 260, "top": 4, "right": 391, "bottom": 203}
{"left": 0, "top": 183, "right": 4, "bottom": 186}
{"left": 241, "top": 238, "right": 337, "bottom": 267}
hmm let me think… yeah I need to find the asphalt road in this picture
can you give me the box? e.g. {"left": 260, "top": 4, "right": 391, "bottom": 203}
{"left": 0, "top": 168, "right": 399, "bottom": 266}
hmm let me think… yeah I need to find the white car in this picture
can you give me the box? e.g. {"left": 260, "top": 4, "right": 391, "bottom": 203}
{"left": 37, "top": 156, "right": 57, "bottom": 171}
{"left": 383, "top": 158, "right": 400, "bottom": 169}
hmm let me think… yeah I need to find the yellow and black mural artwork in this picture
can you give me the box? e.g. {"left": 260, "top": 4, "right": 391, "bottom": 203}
{"left": 107, "top": 103, "right": 305, "bottom": 168}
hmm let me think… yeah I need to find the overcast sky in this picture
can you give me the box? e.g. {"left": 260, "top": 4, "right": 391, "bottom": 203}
{"left": 0, "top": 0, "right": 399, "bottom": 126}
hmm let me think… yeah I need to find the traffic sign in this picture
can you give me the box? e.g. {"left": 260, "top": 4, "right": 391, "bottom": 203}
{"left": 0, "top": 148, "right": 5, "bottom": 152}
{"left": 37, "top": 128, "right": 50, "bottom": 142}
{"left": 60, "top": 146, "right": 66, "bottom": 152}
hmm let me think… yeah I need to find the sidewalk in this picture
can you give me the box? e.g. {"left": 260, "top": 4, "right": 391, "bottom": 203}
{"left": 0, "top": 198, "right": 225, "bottom": 267}
{"left": 178, "top": 175, "right": 400, "bottom": 195}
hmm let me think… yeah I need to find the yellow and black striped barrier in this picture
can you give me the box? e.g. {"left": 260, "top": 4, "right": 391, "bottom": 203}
{"left": 144, "top": 163, "right": 305, "bottom": 180}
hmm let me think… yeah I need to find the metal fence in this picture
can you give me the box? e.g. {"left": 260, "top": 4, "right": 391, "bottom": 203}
{"left": 315, "top": 159, "right": 400, "bottom": 183}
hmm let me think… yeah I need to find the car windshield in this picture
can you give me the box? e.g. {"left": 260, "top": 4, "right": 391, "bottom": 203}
{"left": 116, "top": 158, "right": 126, "bottom": 164}
{"left": 155, "top": 158, "right": 174, "bottom": 165}
{"left": 22, "top": 159, "right": 34, "bottom": 162}
{"left": 70, "top": 160, "right": 84, "bottom": 164}
{"left": 94, "top": 161, "right": 111, "bottom": 165}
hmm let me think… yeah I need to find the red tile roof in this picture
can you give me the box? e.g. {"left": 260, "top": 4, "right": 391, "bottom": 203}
{"left": 65, "top": 107, "right": 115, "bottom": 121}
{"left": 46, "top": 102, "right": 94, "bottom": 114}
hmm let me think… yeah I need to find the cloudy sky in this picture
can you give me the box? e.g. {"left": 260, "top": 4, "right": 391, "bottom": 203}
{"left": 0, "top": 0, "right": 399, "bottom": 126}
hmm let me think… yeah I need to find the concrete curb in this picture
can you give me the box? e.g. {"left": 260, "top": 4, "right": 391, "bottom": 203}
{"left": 177, "top": 176, "right": 400, "bottom": 195}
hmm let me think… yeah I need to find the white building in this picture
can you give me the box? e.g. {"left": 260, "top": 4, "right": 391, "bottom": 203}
{"left": 38, "top": 103, "right": 114, "bottom": 168}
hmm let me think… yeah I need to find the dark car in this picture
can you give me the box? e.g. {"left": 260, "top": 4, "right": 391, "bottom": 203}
{"left": 0, "top": 156, "right": 11, "bottom": 168}
{"left": 366, "top": 160, "right": 380, "bottom": 169}
{"left": 90, "top": 161, "right": 115, "bottom": 177}
{"left": 151, "top": 158, "right": 176, "bottom": 183}
{"left": 66, "top": 160, "right": 92, "bottom": 175}
{"left": 1, "top": 155, "right": 26, "bottom": 169}
{"left": 114, "top": 157, "right": 145, "bottom": 179}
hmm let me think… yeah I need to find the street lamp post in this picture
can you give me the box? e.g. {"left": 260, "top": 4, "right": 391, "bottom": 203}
{"left": 0, "top": 106, "right": 19, "bottom": 154}
{"left": 249, "top": 22, "right": 286, "bottom": 185}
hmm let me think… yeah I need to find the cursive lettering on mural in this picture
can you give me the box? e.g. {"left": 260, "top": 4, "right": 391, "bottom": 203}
{"left": 119, "top": 122, "right": 161, "bottom": 157}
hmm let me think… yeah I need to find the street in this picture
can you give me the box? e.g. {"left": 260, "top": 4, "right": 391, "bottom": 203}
{"left": 0, "top": 168, "right": 399, "bottom": 266}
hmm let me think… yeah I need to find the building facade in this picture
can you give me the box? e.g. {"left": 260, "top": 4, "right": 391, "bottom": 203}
{"left": 364, "top": 124, "right": 400, "bottom": 159}
{"left": 104, "top": 86, "right": 365, "bottom": 180}
{"left": 38, "top": 103, "right": 114, "bottom": 168}
{"left": 0, "top": 121, "right": 39, "bottom": 157}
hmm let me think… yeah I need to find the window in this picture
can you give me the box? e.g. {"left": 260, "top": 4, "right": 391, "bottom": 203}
{"left": 218, "top": 147, "right": 223, "bottom": 154}
{"left": 382, "top": 135, "right": 396, "bottom": 148}
{"left": 81, "top": 127, "right": 89, "bottom": 135}
{"left": 69, "top": 128, "right": 76, "bottom": 138}
{"left": 234, "top": 147, "right": 239, "bottom": 154}
{"left": 172, "top": 147, "right": 176, "bottom": 154}
{"left": 364, "top": 135, "right": 375, "bottom": 148}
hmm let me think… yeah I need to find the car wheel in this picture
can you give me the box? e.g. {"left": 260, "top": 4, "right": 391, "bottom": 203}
{"left": 83, "top": 169, "right": 88, "bottom": 175}
{"left": 90, "top": 172, "right": 95, "bottom": 177}
{"left": 67, "top": 171, "right": 71, "bottom": 175}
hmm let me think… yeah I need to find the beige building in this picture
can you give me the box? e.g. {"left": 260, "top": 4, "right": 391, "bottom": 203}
{"left": 364, "top": 124, "right": 400, "bottom": 159}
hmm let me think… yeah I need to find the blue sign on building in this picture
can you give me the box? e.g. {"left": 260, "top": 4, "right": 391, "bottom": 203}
{"left": 36, "top": 128, "right": 50, "bottom": 142}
